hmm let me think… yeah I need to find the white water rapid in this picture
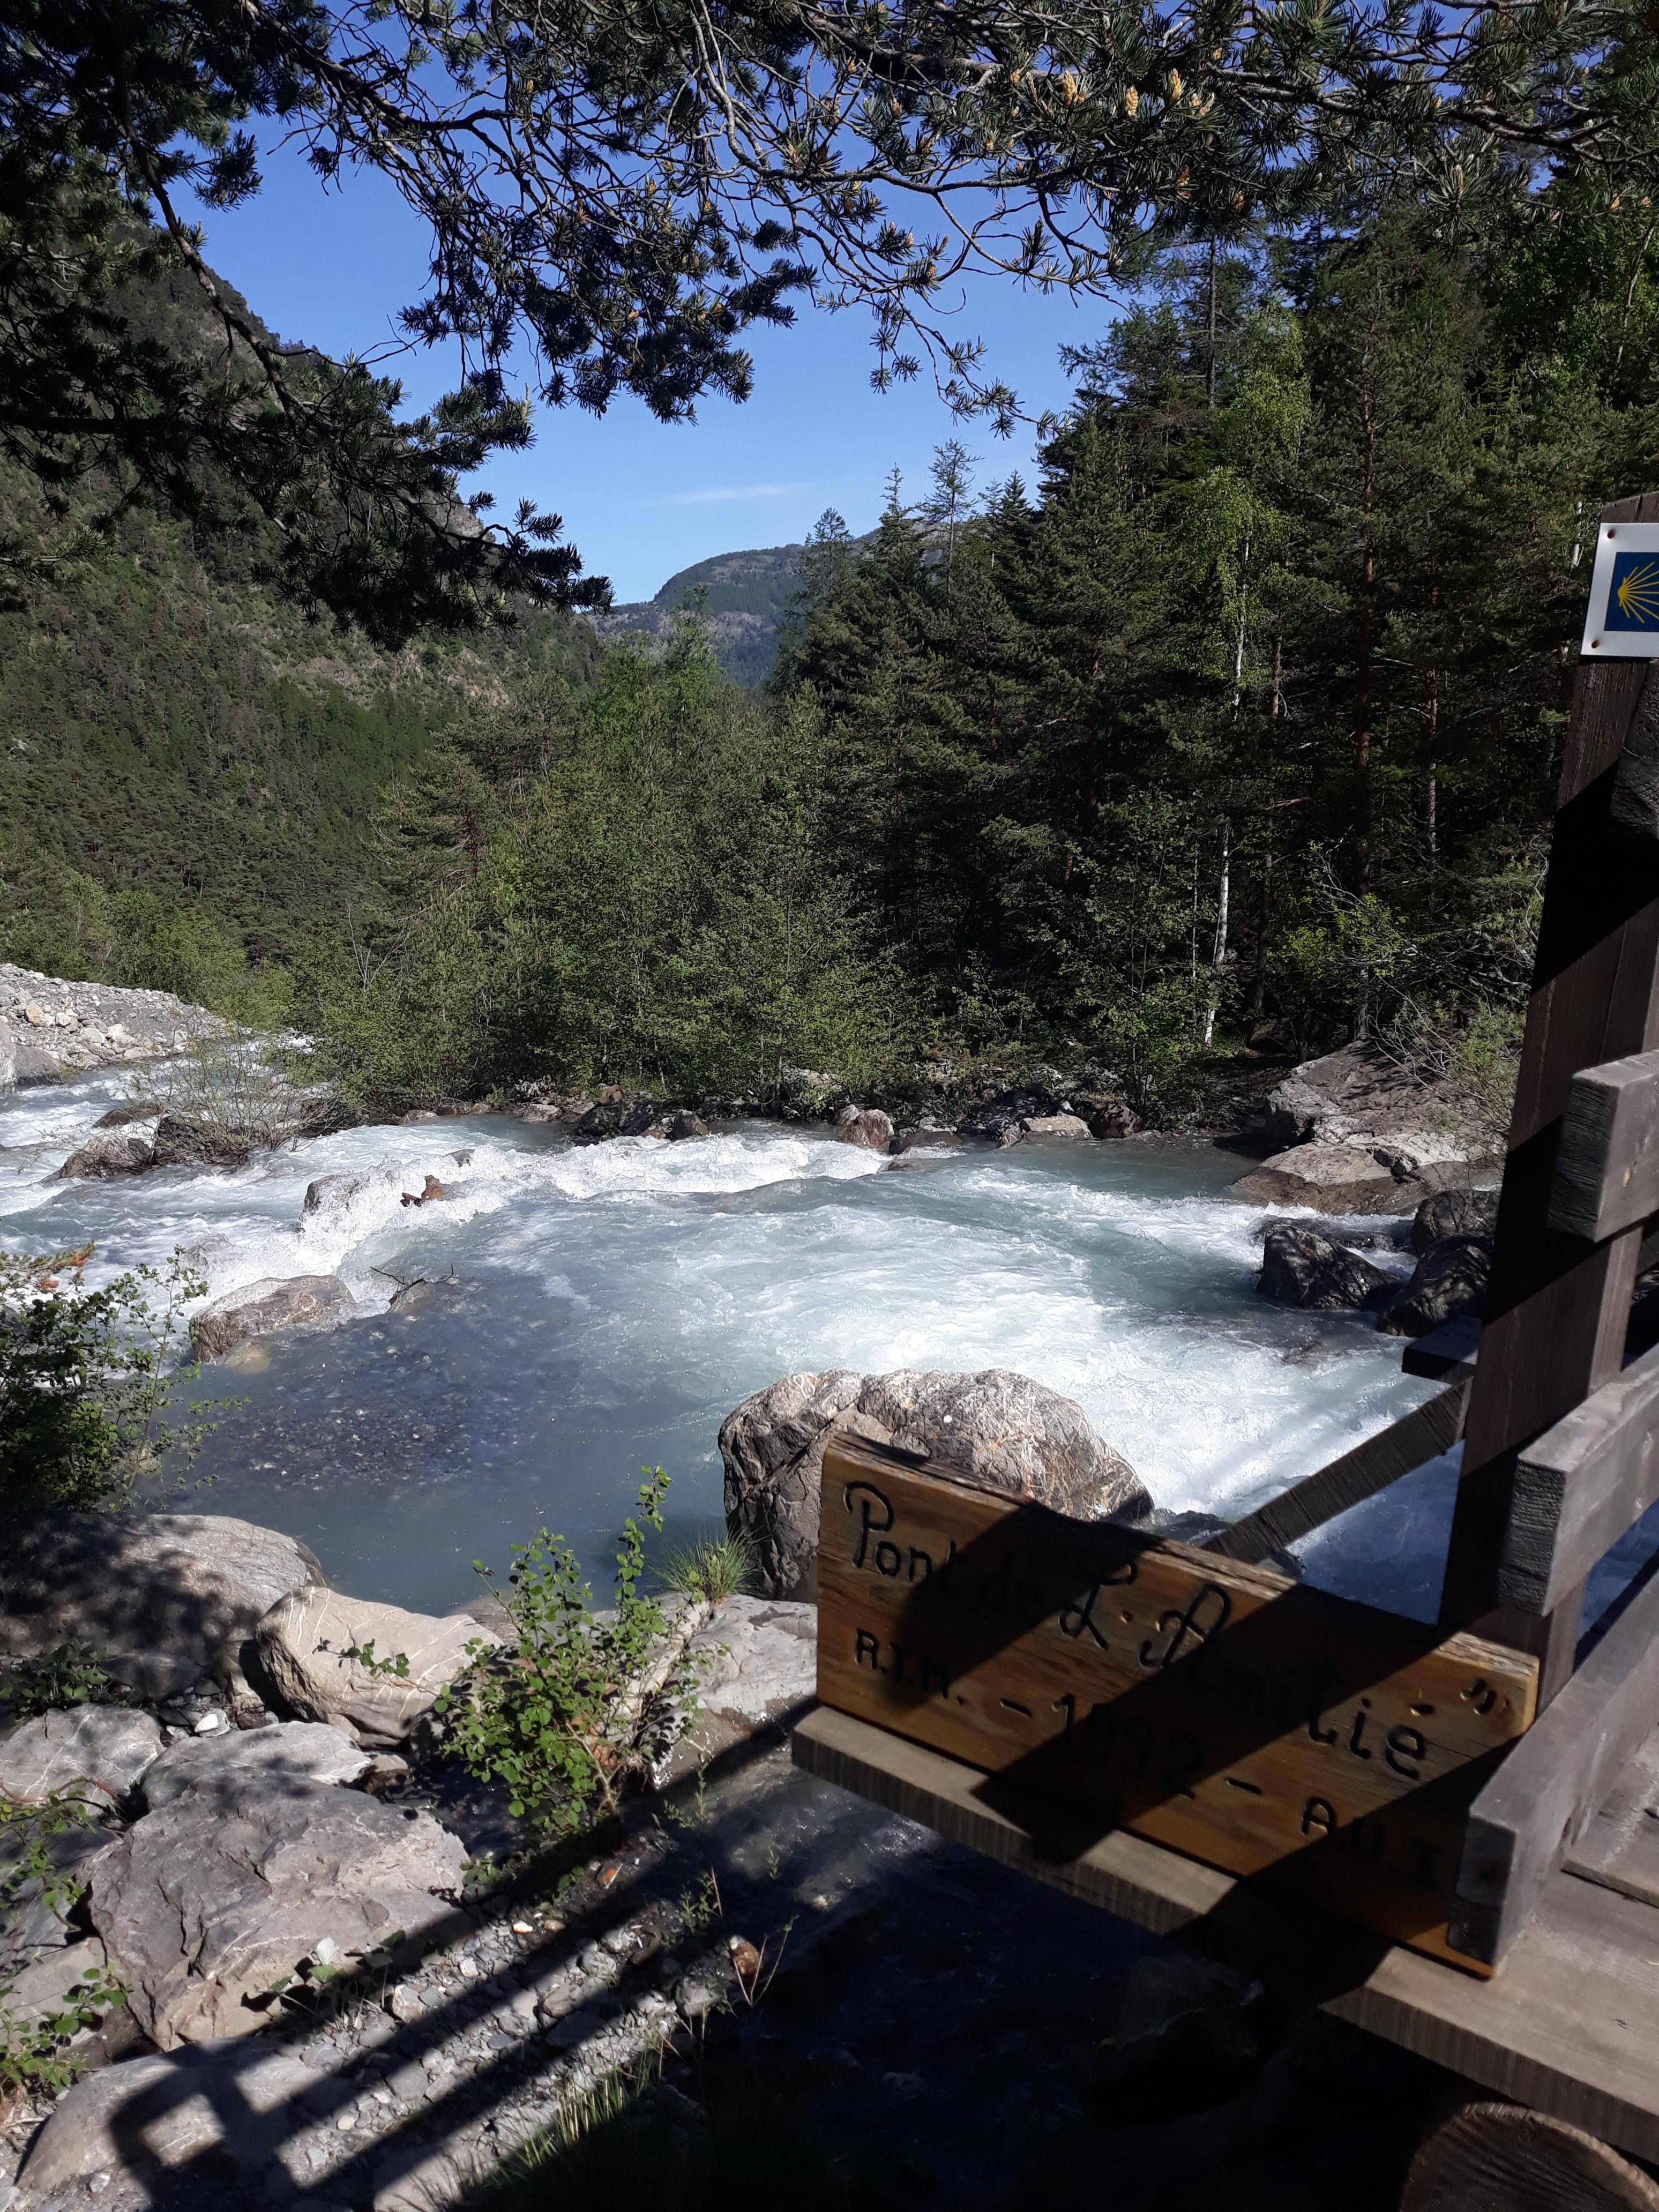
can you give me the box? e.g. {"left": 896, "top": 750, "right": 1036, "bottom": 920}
{"left": 6, "top": 1069, "right": 1643, "bottom": 1631}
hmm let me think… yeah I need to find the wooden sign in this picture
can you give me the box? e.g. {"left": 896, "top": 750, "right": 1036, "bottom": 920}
{"left": 816, "top": 1437, "right": 1539, "bottom": 1970}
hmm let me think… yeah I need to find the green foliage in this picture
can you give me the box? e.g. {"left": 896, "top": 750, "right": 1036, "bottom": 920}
{"left": 655, "top": 1531, "right": 753, "bottom": 1607}
{"left": 0, "top": 1959, "right": 125, "bottom": 2102}
{"left": 0, "top": 1792, "right": 103, "bottom": 1967}
{"left": 0, "top": 1646, "right": 123, "bottom": 1721}
{"left": 434, "top": 1471, "right": 699, "bottom": 1837}
{"left": 0, "top": 1247, "right": 219, "bottom": 1516}
{"left": 131, "top": 1028, "right": 312, "bottom": 1161}
{"left": 305, "top": 631, "right": 901, "bottom": 1111}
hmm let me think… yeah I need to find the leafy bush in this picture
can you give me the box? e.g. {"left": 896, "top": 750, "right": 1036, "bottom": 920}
{"left": 130, "top": 1027, "right": 315, "bottom": 1162}
{"left": 0, "top": 1645, "right": 123, "bottom": 1720}
{"left": 0, "top": 1960, "right": 125, "bottom": 2104}
{"left": 435, "top": 1471, "right": 700, "bottom": 1837}
{"left": 0, "top": 1246, "right": 219, "bottom": 1515}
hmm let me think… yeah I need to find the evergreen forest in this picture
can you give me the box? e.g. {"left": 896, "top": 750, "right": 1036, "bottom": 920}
{"left": 11, "top": 206, "right": 1659, "bottom": 1124}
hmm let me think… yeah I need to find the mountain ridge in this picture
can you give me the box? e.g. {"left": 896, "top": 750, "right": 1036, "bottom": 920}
{"left": 592, "top": 542, "right": 807, "bottom": 686}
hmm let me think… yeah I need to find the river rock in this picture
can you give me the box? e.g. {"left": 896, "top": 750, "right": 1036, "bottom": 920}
{"left": 150, "top": 1112, "right": 245, "bottom": 1169}
{"left": 255, "top": 1590, "right": 499, "bottom": 1746}
{"left": 189, "top": 1274, "right": 357, "bottom": 1362}
{"left": 88, "top": 1773, "right": 467, "bottom": 2046}
{"left": 1376, "top": 1235, "right": 1491, "bottom": 1339}
{"left": 663, "top": 1108, "right": 709, "bottom": 1140}
{"left": 56, "top": 1134, "right": 154, "bottom": 1179}
{"left": 302, "top": 1168, "right": 378, "bottom": 1216}
{"left": 1231, "top": 1142, "right": 1408, "bottom": 1214}
{"left": 1021, "top": 1112, "right": 1093, "bottom": 1139}
{"left": 18, "top": 2039, "right": 334, "bottom": 2199}
{"left": 140, "top": 1720, "right": 371, "bottom": 1811}
{"left": 0, "top": 1513, "right": 325, "bottom": 1697}
{"left": 1086, "top": 1103, "right": 1141, "bottom": 1139}
{"left": 0, "top": 1704, "right": 163, "bottom": 1807}
{"left": 1257, "top": 1225, "right": 1396, "bottom": 1311}
{"left": 1411, "top": 1185, "right": 1499, "bottom": 1253}
{"left": 721, "top": 1368, "right": 1147, "bottom": 1600}
{"left": 834, "top": 1103, "right": 894, "bottom": 1152}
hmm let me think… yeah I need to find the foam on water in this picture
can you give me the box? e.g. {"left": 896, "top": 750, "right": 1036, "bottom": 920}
{"left": 0, "top": 1069, "right": 1492, "bottom": 1618}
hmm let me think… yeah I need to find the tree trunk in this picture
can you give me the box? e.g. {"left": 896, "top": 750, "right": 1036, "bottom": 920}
{"left": 1202, "top": 817, "right": 1231, "bottom": 1049}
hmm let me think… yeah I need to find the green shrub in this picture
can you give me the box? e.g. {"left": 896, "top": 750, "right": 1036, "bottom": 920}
{"left": 0, "top": 1246, "right": 219, "bottom": 1515}
{"left": 435, "top": 1471, "right": 701, "bottom": 1837}
{"left": 0, "top": 1644, "right": 122, "bottom": 1719}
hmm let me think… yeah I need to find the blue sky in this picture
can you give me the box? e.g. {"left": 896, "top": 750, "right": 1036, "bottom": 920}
{"left": 182, "top": 143, "right": 1114, "bottom": 602}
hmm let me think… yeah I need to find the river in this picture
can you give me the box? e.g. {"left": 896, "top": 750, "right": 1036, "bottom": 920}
{"left": 0, "top": 1070, "right": 1505, "bottom": 1625}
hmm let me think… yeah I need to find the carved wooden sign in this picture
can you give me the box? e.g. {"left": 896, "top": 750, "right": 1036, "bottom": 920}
{"left": 815, "top": 1437, "right": 1539, "bottom": 1970}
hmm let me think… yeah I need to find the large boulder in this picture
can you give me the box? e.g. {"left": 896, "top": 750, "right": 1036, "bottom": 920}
{"left": 0, "top": 1704, "right": 163, "bottom": 1808}
{"left": 1376, "top": 1235, "right": 1491, "bottom": 1339}
{"left": 1257, "top": 1225, "right": 1396, "bottom": 1312}
{"left": 88, "top": 1773, "right": 466, "bottom": 2046}
{"left": 834, "top": 1103, "right": 894, "bottom": 1152}
{"left": 57, "top": 1134, "right": 154, "bottom": 1180}
{"left": 0, "top": 1513, "right": 325, "bottom": 1699}
{"left": 189, "top": 1273, "right": 356, "bottom": 1363}
{"left": 1411, "top": 1185, "right": 1499, "bottom": 1253}
{"left": 1230, "top": 1142, "right": 1409, "bottom": 1215}
{"left": 721, "top": 1368, "right": 1148, "bottom": 1600}
{"left": 1267, "top": 1041, "right": 1494, "bottom": 1159}
{"left": 139, "top": 1720, "right": 371, "bottom": 1811}
{"left": 255, "top": 1590, "right": 498, "bottom": 1746}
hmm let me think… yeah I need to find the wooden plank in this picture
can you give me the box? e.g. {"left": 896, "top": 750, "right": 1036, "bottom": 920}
{"left": 1611, "top": 647, "right": 1659, "bottom": 839}
{"left": 1561, "top": 1726, "right": 1659, "bottom": 1910}
{"left": 1403, "top": 1317, "right": 1480, "bottom": 1383}
{"left": 1498, "top": 1342, "right": 1659, "bottom": 1616}
{"left": 817, "top": 1434, "right": 1536, "bottom": 1968}
{"left": 1549, "top": 1049, "right": 1659, "bottom": 1243}
{"left": 793, "top": 1702, "right": 1659, "bottom": 2166}
{"left": 1205, "top": 1385, "right": 1468, "bottom": 1565}
{"left": 1440, "top": 498, "right": 1659, "bottom": 1700}
{"left": 1449, "top": 1549, "right": 1659, "bottom": 1963}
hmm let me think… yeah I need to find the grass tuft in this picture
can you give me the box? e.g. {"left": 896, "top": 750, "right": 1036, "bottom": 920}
{"left": 654, "top": 1529, "right": 753, "bottom": 1605}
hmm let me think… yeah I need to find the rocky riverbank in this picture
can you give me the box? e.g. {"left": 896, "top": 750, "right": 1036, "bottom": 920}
{"left": 0, "top": 972, "right": 221, "bottom": 1093}
{"left": 0, "top": 1469, "right": 1453, "bottom": 2212}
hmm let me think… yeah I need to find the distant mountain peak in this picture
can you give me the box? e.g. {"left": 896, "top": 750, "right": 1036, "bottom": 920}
{"left": 591, "top": 542, "right": 807, "bottom": 686}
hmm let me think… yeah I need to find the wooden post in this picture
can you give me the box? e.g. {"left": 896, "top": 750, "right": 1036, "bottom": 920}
{"left": 1438, "top": 493, "right": 1659, "bottom": 1704}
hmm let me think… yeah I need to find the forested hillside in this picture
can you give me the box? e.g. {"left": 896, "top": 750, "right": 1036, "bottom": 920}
{"left": 312, "top": 209, "right": 1659, "bottom": 1123}
{"left": 0, "top": 487, "right": 597, "bottom": 1011}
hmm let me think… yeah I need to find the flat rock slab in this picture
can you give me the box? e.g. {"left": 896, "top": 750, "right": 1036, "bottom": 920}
{"left": 89, "top": 1778, "right": 467, "bottom": 2046}
{"left": 17, "top": 2041, "right": 330, "bottom": 2206}
{"left": 0, "top": 1513, "right": 325, "bottom": 1697}
{"left": 256, "top": 1590, "right": 498, "bottom": 1747}
{"left": 663, "top": 1595, "right": 818, "bottom": 1780}
{"left": 139, "top": 1721, "right": 370, "bottom": 1811}
{"left": 1231, "top": 1141, "right": 1412, "bottom": 1214}
{"left": 0, "top": 1705, "right": 163, "bottom": 1807}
